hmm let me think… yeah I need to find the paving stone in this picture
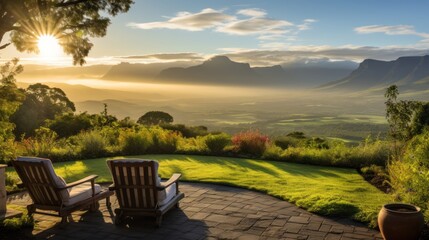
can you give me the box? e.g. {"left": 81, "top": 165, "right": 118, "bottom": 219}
{"left": 289, "top": 216, "right": 310, "bottom": 224}
{"left": 284, "top": 222, "right": 304, "bottom": 233}
{"left": 271, "top": 218, "right": 288, "bottom": 227}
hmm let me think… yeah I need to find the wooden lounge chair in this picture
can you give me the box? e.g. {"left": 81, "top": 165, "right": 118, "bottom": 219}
{"left": 12, "top": 156, "right": 113, "bottom": 223}
{"left": 107, "top": 159, "right": 184, "bottom": 226}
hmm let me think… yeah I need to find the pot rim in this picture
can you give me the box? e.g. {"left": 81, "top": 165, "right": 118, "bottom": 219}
{"left": 383, "top": 203, "right": 421, "bottom": 214}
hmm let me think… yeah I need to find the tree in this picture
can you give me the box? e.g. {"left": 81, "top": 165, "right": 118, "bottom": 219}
{"left": 0, "top": 0, "right": 133, "bottom": 65}
{"left": 11, "top": 83, "right": 75, "bottom": 136}
{"left": 46, "top": 112, "right": 93, "bottom": 138}
{"left": 0, "top": 58, "right": 25, "bottom": 161}
{"left": 0, "top": 58, "right": 25, "bottom": 138}
{"left": 137, "top": 111, "right": 174, "bottom": 125}
{"left": 385, "top": 85, "right": 423, "bottom": 141}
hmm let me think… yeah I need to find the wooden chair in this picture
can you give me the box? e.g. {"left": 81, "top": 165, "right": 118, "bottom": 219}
{"left": 12, "top": 157, "right": 113, "bottom": 223}
{"left": 107, "top": 159, "right": 184, "bottom": 226}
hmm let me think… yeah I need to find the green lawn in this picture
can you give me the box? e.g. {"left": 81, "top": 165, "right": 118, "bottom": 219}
{"left": 6, "top": 154, "right": 390, "bottom": 226}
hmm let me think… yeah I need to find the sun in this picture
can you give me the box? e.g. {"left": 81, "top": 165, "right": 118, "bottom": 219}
{"left": 37, "top": 35, "right": 62, "bottom": 59}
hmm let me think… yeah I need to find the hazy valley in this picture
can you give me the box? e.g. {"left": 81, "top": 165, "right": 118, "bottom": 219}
{"left": 17, "top": 55, "right": 429, "bottom": 142}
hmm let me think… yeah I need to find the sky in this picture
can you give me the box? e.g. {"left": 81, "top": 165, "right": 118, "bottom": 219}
{"left": 2, "top": 0, "right": 429, "bottom": 66}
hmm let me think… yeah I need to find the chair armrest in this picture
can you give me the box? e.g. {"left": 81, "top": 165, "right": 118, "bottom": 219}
{"left": 108, "top": 184, "right": 115, "bottom": 191}
{"left": 158, "top": 173, "right": 181, "bottom": 189}
{"left": 61, "top": 175, "right": 98, "bottom": 189}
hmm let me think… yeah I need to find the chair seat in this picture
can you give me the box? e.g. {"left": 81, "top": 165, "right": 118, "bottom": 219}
{"left": 63, "top": 182, "right": 102, "bottom": 206}
{"left": 158, "top": 182, "right": 176, "bottom": 206}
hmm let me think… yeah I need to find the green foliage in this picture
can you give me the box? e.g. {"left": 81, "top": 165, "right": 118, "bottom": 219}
{"left": 232, "top": 129, "right": 269, "bottom": 157}
{"left": 0, "top": 136, "right": 19, "bottom": 164}
{"left": 0, "top": 59, "right": 25, "bottom": 156}
{"left": 161, "top": 123, "right": 208, "bottom": 138}
{"left": 384, "top": 85, "right": 426, "bottom": 141}
{"left": 78, "top": 130, "right": 107, "bottom": 158}
{"left": 274, "top": 136, "right": 302, "bottom": 149}
{"left": 138, "top": 111, "right": 173, "bottom": 125}
{"left": 389, "top": 130, "right": 429, "bottom": 220}
{"left": 177, "top": 136, "right": 208, "bottom": 154}
{"left": 267, "top": 137, "right": 390, "bottom": 168}
{"left": 21, "top": 127, "right": 58, "bottom": 158}
{"left": 1, "top": 214, "right": 34, "bottom": 231}
{"left": 11, "top": 83, "right": 75, "bottom": 137}
{"left": 205, "top": 133, "right": 231, "bottom": 154}
{"left": 47, "top": 112, "right": 93, "bottom": 138}
{"left": 119, "top": 128, "right": 153, "bottom": 155}
{"left": 2, "top": 1, "right": 133, "bottom": 65}
{"left": 149, "top": 127, "right": 180, "bottom": 153}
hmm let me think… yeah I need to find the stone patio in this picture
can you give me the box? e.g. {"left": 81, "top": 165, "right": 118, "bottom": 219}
{"left": 6, "top": 182, "right": 382, "bottom": 240}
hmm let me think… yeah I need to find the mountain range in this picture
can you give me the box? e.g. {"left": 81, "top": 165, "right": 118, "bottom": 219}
{"left": 101, "top": 56, "right": 356, "bottom": 87}
{"left": 19, "top": 54, "right": 429, "bottom": 92}
{"left": 321, "top": 55, "right": 429, "bottom": 91}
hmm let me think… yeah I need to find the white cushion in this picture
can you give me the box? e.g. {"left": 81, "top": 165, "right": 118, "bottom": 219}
{"left": 158, "top": 182, "right": 177, "bottom": 206}
{"left": 63, "top": 182, "right": 102, "bottom": 206}
{"left": 57, "top": 176, "right": 70, "bottom": 200}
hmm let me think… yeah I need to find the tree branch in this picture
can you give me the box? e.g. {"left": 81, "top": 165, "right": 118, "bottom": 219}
{"left": 54, "top": 0, "right": 90, "bottom": 7}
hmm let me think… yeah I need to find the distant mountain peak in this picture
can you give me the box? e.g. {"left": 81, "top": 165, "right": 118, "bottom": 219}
{"left": 207, "top": 55, "right": 232, "bottom": 63}
{"left": 321, "top": 55, "right": 429, "bottom": 91}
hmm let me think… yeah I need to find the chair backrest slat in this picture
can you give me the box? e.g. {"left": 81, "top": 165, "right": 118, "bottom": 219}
{"left": 108, "top": 160, "right": 158, "bottom": 209}
{"left": 13, "top": 159, "right": 62, "bottom": 206}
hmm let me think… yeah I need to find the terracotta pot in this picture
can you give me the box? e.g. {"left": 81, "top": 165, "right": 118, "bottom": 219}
{"left": 378, "top": 203, "right": 424, "bottom": 240}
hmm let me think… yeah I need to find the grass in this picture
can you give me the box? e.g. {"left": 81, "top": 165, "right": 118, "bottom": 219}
{"left": 6, "top": 154, "right": 390, "bottom": 226}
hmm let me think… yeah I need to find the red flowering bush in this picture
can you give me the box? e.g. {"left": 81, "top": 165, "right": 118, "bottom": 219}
{"left": 232, "top": 130, "right": 269, "bottom": 156}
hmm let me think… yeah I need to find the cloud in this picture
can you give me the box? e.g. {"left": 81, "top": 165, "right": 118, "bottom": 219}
{"left": 218, "top": 45, "right": 429, "bottom": 66}
{"left": 128, "top": 7, "right": 315, "bottom": 47}
{"left": 127, "top": 8, "right": 235, "bottom": 31}
{"left": 297, "top": 19, "right": 317, "bottom": 31}
{"left": 237, "top": 8, "right": 267, "bottom": 17}
{"left": 355, "top": 25, "right": 429, "bottom": 38}
{"left": 122, "top": 53, "right": 204, "bottom": 61}
{"left": 217, "top": 18, "right": 293, "bottom": 36}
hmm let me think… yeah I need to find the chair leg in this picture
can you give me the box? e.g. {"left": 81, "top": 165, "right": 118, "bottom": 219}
{"left": 106, "top": 197, "right": 111, "bottom": 208}
{"left": 27, "top": 204, "right": 36, "bottom": 216}
{"left": 114, "top": 209, "right": 123, "bottom": 226}
{"left": 155, "top": 215, "right": 162, "bottom": 227}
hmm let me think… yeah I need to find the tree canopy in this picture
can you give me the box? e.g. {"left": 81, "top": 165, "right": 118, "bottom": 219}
{"left": 0, "top": 0, "right": 133, "bottom": 65}
{"left": 11, "top": 83, "right": 75, "bottom": 136}
{"left": 385, "top": 85, "right": 429, "bottom": 141}
{"left": 0, "top": 58, "right": 25, "bottom": 138}
{"left": 138, "top": 111, "right": 174, "bottom": 125}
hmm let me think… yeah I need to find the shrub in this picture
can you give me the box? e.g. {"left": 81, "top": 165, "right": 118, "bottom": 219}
{"left": 389, "top": 130, "right": 429, "bottom": 221}
{"left": 21, "top": 127, "right": 57, "bottom": 158}
{"left": 161, "top": 124, "right": 208, "bottom": 138}
{"left": 0, "top": 136, "right": 19, "bottom": 164}
{"left": 274, "top": 136, "right": 302, "bottom": 149}
{"left": 232, "top": 130, "right": 269, "bottom": 157}
{"left": 78, "top": 130, "right": 107, "bottom": 158}
{"left": 262, "top": 144, "right": 284, "bottom": 161}
{"left": 177, "top": 136, "right": 208, "bottom": 154}
{"left": 205, "top": 133, "right": 230, "bottom": 154}
{"left": 149, "top": 127, "right": 180, "bottom": 153}
{"left": 119, "top": 128, "right": 153, "bottom": 155}
{"left": 1, "top": 214, "right": 34, "bottom": 231}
